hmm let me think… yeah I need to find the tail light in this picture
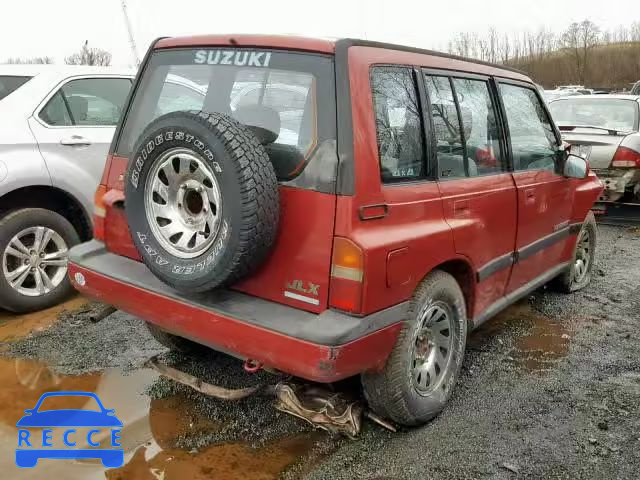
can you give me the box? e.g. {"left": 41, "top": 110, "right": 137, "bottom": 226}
{"left": 93, "top": 184, "right": 108, "bottom": 241}
{"left": 329, "top": 237, "right": 364, "bottom": 314}
{"left": 611, "top": 146, "right": 640, "bottom": 168}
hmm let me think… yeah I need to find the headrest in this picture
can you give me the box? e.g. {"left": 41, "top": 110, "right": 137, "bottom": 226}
{"left": 233, "top": 104, "right": 281, "bottom": 145}
{"left": 67, "top": 95, "right": 88, "bottom": 122}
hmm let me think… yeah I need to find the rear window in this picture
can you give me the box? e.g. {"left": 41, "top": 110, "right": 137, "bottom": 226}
{"left": 0, "top": 76, "right": 32, "bottom": 101}
{"left": 549, "top": 98, "right": 639, "bottom": 132}
{"left": 117, "top": 49, "right": 336, "bottom": 182}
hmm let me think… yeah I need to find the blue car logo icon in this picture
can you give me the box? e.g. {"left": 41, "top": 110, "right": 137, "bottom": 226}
{"left": 15, "top": 391, "right": 124, "bottom": 468}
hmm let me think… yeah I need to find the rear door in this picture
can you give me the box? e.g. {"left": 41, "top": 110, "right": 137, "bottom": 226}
{"left": 28, "top": 76, "right": 132, "bottom": 209}
{"left": 497, "top": 81, "right": 573, "bottom": 294}
{"left": 423, "top": 71, "right": 518, "bottom": 317}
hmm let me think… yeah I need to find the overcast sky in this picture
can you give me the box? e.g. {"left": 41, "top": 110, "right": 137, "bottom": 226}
{"left": 0, "top": 0, "right": 636, "bottom": 66}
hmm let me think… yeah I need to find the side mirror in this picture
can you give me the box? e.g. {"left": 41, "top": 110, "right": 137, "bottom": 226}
{"left": 563, "top": 154, "right": 588, "bottom": 179}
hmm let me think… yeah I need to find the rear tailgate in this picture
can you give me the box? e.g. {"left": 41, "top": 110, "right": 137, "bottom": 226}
{"left": 560, "top": 130, "right": 624, "bottom": 169}
{"left": 101, "top": 47, "right": 338, "bottom": 314}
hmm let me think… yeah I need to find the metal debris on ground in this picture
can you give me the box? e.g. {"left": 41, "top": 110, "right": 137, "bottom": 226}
{"left": 146, "top": 355, "right": 396, "bottom": 437}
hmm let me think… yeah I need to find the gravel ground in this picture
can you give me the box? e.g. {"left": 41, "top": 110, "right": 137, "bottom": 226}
{"left": 4, "top": 225, "right": 639, "bottom": 479}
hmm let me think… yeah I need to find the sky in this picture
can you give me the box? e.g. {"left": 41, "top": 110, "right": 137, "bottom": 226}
{"left": 0, "top": 0, "right": 636, "bottom": 67}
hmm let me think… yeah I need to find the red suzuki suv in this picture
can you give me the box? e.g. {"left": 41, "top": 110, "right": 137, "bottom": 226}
{"left": 69, "top": 35, "right": 602, "bottom": 426}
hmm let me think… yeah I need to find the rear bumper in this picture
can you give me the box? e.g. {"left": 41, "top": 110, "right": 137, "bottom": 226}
{"left": 68, "top": 241, "right": 405, "bottom": 382}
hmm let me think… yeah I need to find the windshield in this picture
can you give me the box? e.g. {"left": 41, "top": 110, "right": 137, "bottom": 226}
{"left": 549, "top": 98, "right": 639, "bottom": 132}
{"left": 0, "top": 75, "right": 32, "bottom": 101}
{"left": 117, "top": 48, "right": 336, "bottom": 183}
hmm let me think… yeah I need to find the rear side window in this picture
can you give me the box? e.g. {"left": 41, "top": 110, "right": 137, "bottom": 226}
{"left": 451, "top": 78, "right": 504, "bottom": 175}
{"left": 371, "top": 66, "right": 425, "bottom": 182}
{"left": 500, "top": 84, "right": 558, "bottom": 172}
{"left": 0, "top": 76, "right": 32, "bottom": 101}
{"left": 39, "top": 78, "right": 132, "bottom": 127}
{"left": 117, "top": 49, "right": 336, "bottom": 183}
{"left": 424, "top": 75, "right": 466, "bottom": 178}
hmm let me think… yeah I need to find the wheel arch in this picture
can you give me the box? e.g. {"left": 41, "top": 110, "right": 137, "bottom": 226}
{"left": 429, "top": 258, "right": 475, "bottom": 327}
{"left": 0, "top": 185, "right": 92, "bottom": 241}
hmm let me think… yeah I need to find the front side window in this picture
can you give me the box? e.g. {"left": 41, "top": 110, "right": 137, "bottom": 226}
{"left": 117, "top": 49, "right": 336, "bottom": 183}
{"left": 39, "top": 78, "right": 131, "bottom": 127}
{"left": 500, "top": 84, "right": 558, "bottom": 172}
{"left": 371, "top": 66, "right": 425, "bottom": 182}
{"left": 451, "top": 78, "right": 504, "bottom": 175}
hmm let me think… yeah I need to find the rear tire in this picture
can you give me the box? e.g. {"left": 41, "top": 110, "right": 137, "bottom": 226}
{"left": 362, "top": 270, "right": 467, "bottom": 426}
{"left": 0, "top": 208, "right": 79, "bottom": 313}
{"left": 551, "top": 212, "right": 597, "bottom": 293}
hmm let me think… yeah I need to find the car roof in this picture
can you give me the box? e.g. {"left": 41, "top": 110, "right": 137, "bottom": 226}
{"left": 154, "top": 34, "right": 527, "bottom": 78}
{"left": 0, "top": 64, "right": 135, "bottom": 77}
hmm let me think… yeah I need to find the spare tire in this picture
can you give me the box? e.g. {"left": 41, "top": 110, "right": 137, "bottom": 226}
{"left": 124, "top": 111, "right": 279, "bottom": 292}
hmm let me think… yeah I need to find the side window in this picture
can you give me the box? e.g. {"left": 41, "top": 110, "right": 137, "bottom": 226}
{"left": 39, "top": 91, "right": 72, "bottom": 126}
{"left": 499, "top": 84, "right": 558, "bottom": 171}
{"left": 424, "top": 75, "right": 466, "bottom": 178}
{"left": 40, "top": 78, "right": 132, "bottom": 127}
{"left": 371, "top": 67, "right": 425, "bottom": 182}
{"left": 451, "top": 78, "right": 504, "bottom": 175}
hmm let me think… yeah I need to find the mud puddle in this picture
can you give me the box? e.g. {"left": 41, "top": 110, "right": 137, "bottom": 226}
{"left": 0, "top": 295, "right": 89, "bottom": 344}
{"left": 0, "top": 355, "right": 324, "bottom": 479}
{"left": 470, "top": 300, "right": 572, "bottom": 373}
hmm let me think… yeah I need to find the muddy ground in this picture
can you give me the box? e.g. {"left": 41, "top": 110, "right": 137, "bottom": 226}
{"left": 1, "top": 225, "right": 639, "bottom": 479}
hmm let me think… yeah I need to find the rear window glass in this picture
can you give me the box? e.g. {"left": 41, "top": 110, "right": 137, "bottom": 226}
{"left": 117, "top": 49, "right": 336, "bottom": 181}
{"left": 549, "top": 98, "right": 639, "bottom": 132}
{"left": 0, "top": 76, "right": 32, "bottom": 101}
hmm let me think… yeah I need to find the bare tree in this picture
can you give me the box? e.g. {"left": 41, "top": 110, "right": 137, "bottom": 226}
{"left": 561, "top": 20, "right": 601, "bottom": 83}
{"left": 65, "top": 41, "right": 112, "bottom": 66}
{"left": 4, "top": 56, "right": 54, "bottom": 64}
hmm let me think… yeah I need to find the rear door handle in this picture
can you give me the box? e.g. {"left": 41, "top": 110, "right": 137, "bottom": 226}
{"left": 525, "top": 188, "right": 536, "bottom": 203}
{"left": 60, "top": 135, "right": 91, "bottom": 146}
{"left": 453, "top": 199, "right": 471, "bottom": 217}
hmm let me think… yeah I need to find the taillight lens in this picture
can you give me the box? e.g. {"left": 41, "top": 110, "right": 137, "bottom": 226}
{"left": 329, "top": 237, "right": 364, "bottom": 314}
{"left": 611, "top": 146, "right": 640, "bottom": 168}
{"left": 93, "top": 184, "right": 107, "bottom": 241}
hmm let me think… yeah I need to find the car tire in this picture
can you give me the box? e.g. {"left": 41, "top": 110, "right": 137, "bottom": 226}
{"left": 124, "top": 110, "right": 279, "bottom": 292}
{"left": 145, "top": 322, "right": 215, "bottom": 355}
{"left": 0, "top": 208, "right": 79, "bottom": 313}
{"left": 361, "top": 270, "right": 467, "bottom": 426}
{"left": 551, "top": 211, "right": 597, "bottom": 293}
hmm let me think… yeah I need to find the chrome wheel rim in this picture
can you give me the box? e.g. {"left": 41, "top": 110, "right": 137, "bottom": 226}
{"left": 144, "top": 147, "right": 222, "bottom": 259}
{"left": 411, "top": 301, "right": 454, "bottom": 395}
{"left": 573, "top": 228, "right": 591, "bottom": 284}
{"left": 2, "top": 226, "right": 68, "bottom": 297}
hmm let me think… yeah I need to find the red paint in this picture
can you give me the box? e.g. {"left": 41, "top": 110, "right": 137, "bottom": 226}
{"left": 156, "top": 35, "right": 335, "bottom": 54}
{"left": 68, "top": 263, "right": 400, "bottom": 383}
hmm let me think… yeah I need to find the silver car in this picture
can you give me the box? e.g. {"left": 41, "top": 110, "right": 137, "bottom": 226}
{"left": 0, "top": 65, "right": 134, "bottom": 312}
{"left": 548, "top": 95, "right": 640, "bottom": 203}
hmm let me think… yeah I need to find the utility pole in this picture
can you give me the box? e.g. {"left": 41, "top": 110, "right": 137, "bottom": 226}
{"left": 120, "top": 0, "right": 140, "bottom": 66}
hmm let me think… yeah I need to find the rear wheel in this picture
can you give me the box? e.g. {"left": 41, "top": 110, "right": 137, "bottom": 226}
{"left": 552, "top": 212, "right": 597, "bottom": 293}
{"left": 362, "top": 270, "right": 467, "bottom": 426}
{"left": 0, "top": 208, "right": 79, "bottom": 313}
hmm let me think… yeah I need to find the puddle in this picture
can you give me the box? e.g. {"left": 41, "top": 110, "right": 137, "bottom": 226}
{"left": 471, "top": 301, "right": 571, "bottom": 373}
{"left": 0, "top": 356, "right": 322, "bottom": 479}
{"left": 0, "top": 295, "right": 88, "bottom": 343}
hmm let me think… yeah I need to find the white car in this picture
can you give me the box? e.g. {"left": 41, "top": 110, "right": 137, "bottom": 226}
{"left": 0, "top": 65, "right": 134, "bottom": 312}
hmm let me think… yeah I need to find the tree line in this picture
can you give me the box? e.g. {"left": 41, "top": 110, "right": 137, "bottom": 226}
{"left": 4, "top": 41, "right": 112, "bottom": 66}
{"left": 447, "top": 20, "right": 640, "bottom": 89}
